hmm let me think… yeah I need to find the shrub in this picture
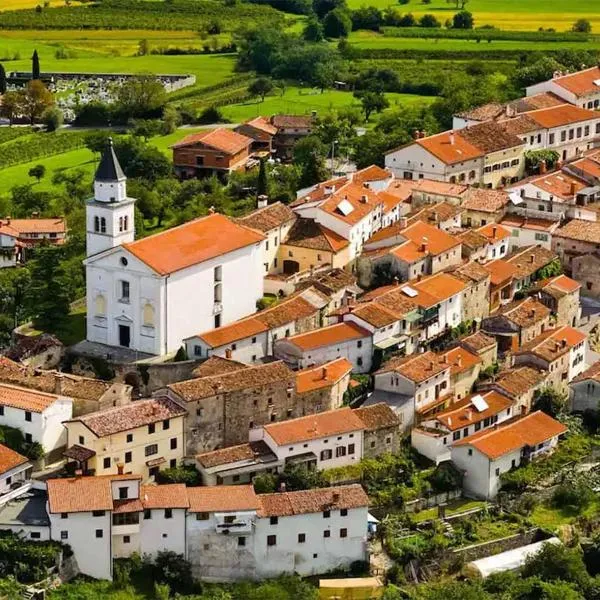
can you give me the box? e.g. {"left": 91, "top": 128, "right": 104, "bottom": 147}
{"left": 41, "top": 106, "right": 63, "bottom": 131}
{"left": 552, "top": 481, "right": 595, "bottom": 512}
{"left": 156, "top": 465, "right": 201, "bottom": 486}
{"left": 197, "top": 105, "right": 226, "bottom": 124}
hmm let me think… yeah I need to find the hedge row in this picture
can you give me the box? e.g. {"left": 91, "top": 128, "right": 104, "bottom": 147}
{"left": 0, "top": 131, "right": 87, "bottom": 168}
{"left": 350, "top": 47, "right": 560, "bottom": 61}
{"left": 381, "top": 26, "right": 597, "bottom": 43}
{"left": 0, "top": 126, "right": 33, "bottom": 144}
{"left": 0, "top": 0, "right": 285, "bottom": 30}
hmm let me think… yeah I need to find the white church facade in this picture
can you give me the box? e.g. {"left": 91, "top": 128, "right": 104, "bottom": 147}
{"left": 84, "top": 139, "right": 266, "bottom": 356}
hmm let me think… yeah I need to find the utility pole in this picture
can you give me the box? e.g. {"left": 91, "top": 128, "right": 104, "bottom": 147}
{"left": 330, "top": 139, "right": 338, "bottom": 178}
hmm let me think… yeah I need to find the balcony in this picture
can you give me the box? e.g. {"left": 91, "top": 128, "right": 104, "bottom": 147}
{"left": 214, "top": 515, "right": 254, "bottom": 535}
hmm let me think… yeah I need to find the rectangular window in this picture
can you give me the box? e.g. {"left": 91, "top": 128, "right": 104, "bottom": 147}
{"left": 30, "top": 532, "right": 40, "bottom": 539}
{"left": 348, "top": 444, "right": 355, "bottom": 455}
{"left": 341, "top": 508, "right": 348, "bottom": 516}
{"left": 25, "top": 411, "right": 32, "bottom": 422}
{"left": 92, "top": 510, "right": 105, "bottom": 517}
{"left": 95, "top": 529, "right": 103, "bottom": 538}
{"left": 165, "top": 509, "right": 173, "bottom": 519}
{"left": 163, "top": 419, "right": 170, "bottom": 430}
{"left": 267, "top": 535, "right": 276, "bottom": 546}
{"left": 60, "top": 513, "right": 68, "bottom": 519}
{"left": 148, "top": 423, "right": 155, "bottom": 434}
{"left": 124, "top": 535, "right": 131, "bottom": 544}
{"left": 126, "top": 434, "right": 133, "bottom": 443}
{"left": 120, "top": 281, "right": 130, "bottom": 302}
{"left": 145, "top": 444, "right": 158, "bottom": 457}
{"left": 453, "top": 431, "right": 460, "bottom": 441}
{"left": 320, "top": 449, "right": 333, "bottom": 461}
{"left": 238, "top": 536, "right": 246, "bottom": 547}
{"left": 323, "top": 510, "right": 331, "bottom": 518}
{"left": 340, "top": 528, "right": 347, "bottom": 538}
{"left": 125, "top": 451, "right": 132, "bottom": 463}
{"left": 61, "top": 531, "right": 68, "bottom": 540}
{"left": 196, "top": 512, "right": 209, "bottom": 520}
{"left": 324, "top": 530, "right": 331, "bottom": 538}
{"left": 270, "top": 516, "right": 278, "bottom": 525}
{"left": 170, "top": 438, "right": 177, "bottom": 450}
{"left": 297, "top": 533, "right": 306, "bottom": 543}
{"left": 112, "top": 512, "right": 139, "bottom": 526}
{"left": 144, "top": 509, "right": 152, "bottom": 520}
{"left": 194, "top": 345, "right": 202, "bottom": 357}
{"left": 103, "top": 457, "right": 111, "bottom": 469}
{"left": 119, "top": 487, "right": 128, "bottom": 499}
{"left": 335, "top": 446, "right": 347, "bottom": 458}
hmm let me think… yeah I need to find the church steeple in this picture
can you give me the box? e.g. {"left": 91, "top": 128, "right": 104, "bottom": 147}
{"left": 95, "top": 137, "right": 125, "bottom": 182}
{"left": 86, "top": 138, "right": 135, "bottom": 257}
{"left": 93, "top": 138, "right": 127, "bottom": 204}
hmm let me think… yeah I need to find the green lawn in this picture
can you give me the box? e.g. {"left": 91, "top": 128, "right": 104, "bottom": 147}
{"left": 530, "top": 499, "right": 600, "bottom": 531}
{"left": 345, "top": 0, "right": 600, "bottom": 31}
{"left": 412, "top": 499, "right": 486, "bottom": 523}
{"left": 220, "top": 87, "right": 433, "bottom": 122}
{"left": 348, "top": 30, "right": 600, "bottom": 51}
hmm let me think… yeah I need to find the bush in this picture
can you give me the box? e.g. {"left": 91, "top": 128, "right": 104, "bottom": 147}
{"left": 0, "top": 532, "right": 64, "bottom": 583}
{"left": 41, "top": 106, "right": 63, "bottom": 131}
{"left": 552, "top": 480, "right": 595, "bottom": 512}
{"left": 427, "top": 462, "right": 462, "bottom": 492}
{"left": 155, "top": 465, "right": 201, "bottom": 486}
{"left": 197, "top": 105, "right": 226, "bottom": 124}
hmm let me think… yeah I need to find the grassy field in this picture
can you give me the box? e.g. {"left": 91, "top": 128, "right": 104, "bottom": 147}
{"left": 348, "top": 30, "right": 600, "bottom": 51}
{"left": 345, "top": 0, "right": 600, "bottom": 31}
{"left": 220, "top": 88, "right": 433, "bottom": 121}
{"left": 0, "top": 0, "right": 82, "bottom": 8}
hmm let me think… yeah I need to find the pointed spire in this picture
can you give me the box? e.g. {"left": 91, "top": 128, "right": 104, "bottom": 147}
{"left": 95, "top": 137, "right": 125, "bottom": 182}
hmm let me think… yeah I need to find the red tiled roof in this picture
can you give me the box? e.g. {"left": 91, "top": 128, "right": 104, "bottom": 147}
{"left": 141, "top": 484, "right": 189, "bottom": 509}
{"left": 243, "top": 116, "right": 278, "bottom": 136}
{"left": 482, "top": 259, "right": 517, "bottom": 286}
{"left": 264, "top": 406, "right": 365, "bottom": 445}
{"left": 295, "top": 358, "right": 352, "bottom": 394}
{"left": 0, "top": 218, "right": 66, "bottom": 235}
{"left": 0, "top": 443, "right": 28, "bottom": 475}
{"left": 440, "top": 346, "right": 481, "bottom": 376}
{"left": 528, "top": 171, "right": 587, "bottom": 200}
{"left": 434, "top": 391, "right": 512, "bottom": 432}
{"left": 525, "top": 104, "right": 598, "bottom": 128}
{"left": 283, "top": 322, "right": 370, "bottom": 352}
{"left": 353, "top": 165, "right": 392, "bottom": 183}
{"left": 0, "top": 382, "right": 59, "bottom": 413}
{"left": 197, "top": 317, "right": 267, "bottom": 348}
{"left": 124, "top": 213, "right": 264, "bottom": 275}
{"left": 453, "top": 411, "right": 567, "bottom": 459}
{"left": 400, "top": 272, "right": 466, "bottom": 308}
{"left": 172, "top": 128, "right": 252, "bottom": 154}
{"left": 552, "top": 66, "right": 600, "bottom": 98}
{"left": 354, "top": 403, "right": 400, "bottom": 431}
{"left": 377, "top": 350, "right": 449, "bottom": 383}
{"left": 416, "top": 130, "right": 483, "bottom": 165}
{"left": 258, "top": 484, "right": 368, "bottom": 517}
{"left": 477, "top": 223, "right": 511, "bottom": 242}
{"left": 196, "top": 440, "right": 274, "bottom": 469}
{"left": 517, "top": 326, "right": 587, "bottom": 362}
{"left": 554, "top": 219, "right": 600, "bottom": 244}
{"left": 69, "top": 397, "right": 186, "bottom": 438}
{"left": 187, "top": 485, "right": 259, "bottom": 513}
{"left": 461, "top": 188, "right": 510, "bottom": 213}
{"left": 237, "top": 201, "right": 295, "bottom": 233}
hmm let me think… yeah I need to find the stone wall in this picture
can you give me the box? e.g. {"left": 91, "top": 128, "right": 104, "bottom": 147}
{"left": 461, "top": 278, "right": 491, "bottom": 323}
{"left": 451, "top": 528, "right": 543, "bottom": 563}
{"left": 363, "top": 425, "right": 401, "bottom": 459}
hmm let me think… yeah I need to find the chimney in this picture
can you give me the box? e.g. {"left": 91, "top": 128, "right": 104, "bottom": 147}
{"left": 74, "top": 468, "right": 83, "bottom": 478}
{"left": 539, "top": 160, "right": 547, "bottom": 174}
{"left": 361, "top": 194, "right": 368, "bottom": 204}
{"left": 279, "top": 482, "right": 287, "bottom": 492}
{"left": 54, "top": 373, "right": 63, "bottom": 396}
{"left": 521, "top": 405, "right": 527, "bottom": 416}
{"left": 117, "top": 463, "right": 124, "bottom": 475}
{"left": 529, "top": 254, "right": 535, "bottom": 263}
{"left": 456, "top": 355, "right": 462, "bottom": 368}
{"left": 420, "top": 236, "right": 429, "bottom": 253}
{"left": 530, "top": 309, "right": 536, "bottom": 318}
{"left": 429, "top": 361, "right": 434, "bottom": 370}
{"left": 225, "top": 348, "right": 232, "bottom": 359}
{"left": 399, "top": 216, "right": 408, "bottom": 228}
{"left": 332, "top": 491, "right": 340, "bottom": 502}
{"left": 413, "top": 129, "right": 421, "bottom": 141}
{"left": 448, "top": 416, "right": 452, "bottom": 426}
{"left": 562, "top": 339, "right": 567, "bottom": 348}
{"left": 322, "top": 367, "right": 328, "bottom": 380}
{"left": 324, "top": 185, "right": 335, "bottom": 195}
{"left": 449, "top": 131, "right": 455, "bottom": 145}
{"left": 570, "top": 182, "right": 577, "bottom": 196}
{"left": 492, "top": 225, "right": 498, "bottom": 238}
{"left": 257, "top": 194, "right": 268, "bottom": 209}
{"left": 466, "top": 409, "right": 472, "bottom": 420}
{"left": 421, "top": 130, "right": 428, "bottom": 138}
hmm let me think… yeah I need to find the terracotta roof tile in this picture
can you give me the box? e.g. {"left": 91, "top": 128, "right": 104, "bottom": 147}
{"left": 351, "top": 302, "right": 400, "bottom": 328}
{"left": 298, "top": 268, "right": 358, "bottom": 295}
{"left": 477, "top": 223, "right": 511, "bottom": 242}
{"left": 397, "top": 220, "right": 460, "bottom": 256}
{"left": 1, "top": 218, "right": 66, "bottom": 235}
{"left": 506, "top": 245, "right": 558, "bottom": 280}
{"left": 141, "top": 484, "right": 189, "bottom": 509}
{"left": 264, "top": 406, "right": 365, "bottom": 445}
{"left": 295, "top": 358, "right": 352, "bottom": 394}
{"left": 402, "top": 272, "right": 466, "bottom": 308}
{"left": 0, "top": 443, "right": 28, "bottom": 475}
{"left": 527, "top": 171, "right": 587, "bottom": 200}
{"left": 552, "top": 66, "right": 600, "bottom": 98}
{"left": 172, "top": 128, "right": 252, "bottom": 154}
{"left": 283, "top": 218, "right": 348, "bottom": 252}
{"left": 0, "top": 382, "right": 59, "bottom": 413}
{"left": 456, "top": 229, "right": 489, "bottom": 251}
{"left": 525, "top": 104, "right": 598, "bottom": 128}
{"left": 409, "top": 179, "right": 468, "bottom": 197}
{"left": 493, "top": 366, "right": 546, "bottom": 397}
{"left": 499, "top": 215, "right": 559, "bottom": 232}
{"left": 47, "top": 474, "right": 141, "bottom": 514}
{"left": 453, "top": 411, "right": 567, "bottom": 459}
{"left": 377, "top": 350, "right": 449, "bottom": 383}
{"left": 483, "top": 259, "right": 517, "bottom": 286}
{"left": 434, "top": 391, "right": 512, "bottom": 431}
{"left": 242, "top": 116, "right": 278, "bottom": 136}
{"left": 458, "top": 120, "right": 525, "bottom": 154}
{"left": 354, "top": 403, "right": 400, "bottom": 431}
{"left": 461, "top": 331, "right": 496, "bottom": 353}
{"left": 510, "top": 92, "right": 565, "bottom": 112}
{"left": 499, "top": 114, "right": 540, "bottom": 135}
{"left": 416, "top": 130, "right": 483, "bottom": 165}
{"left": 196, "top": 440, "right": 274, "bottom": 469}
{"left": 554, "top": 219, "right": 600, "bottom": 244}
{"left": 113, "top": 498, "right": 144, "bottom": 514}
{"left": 497, "top": 296, "right": 551, "bottom": 328}
{"left": 461, "top": 188, "right": 510, "bottom": 213}
{"left": 291, "top": 176, "right": 349, "bottom": 208}
{"left": 237, "top": 202, "right": 295, "bottom": 233}
{"left": 271, "top": 114, "right": 314, "bottom": 129}
{"left": 573, "top": 359, "right": 600, "bottom": 383}
{"left": 168, "top": 361, "right": 293, "bottom": 402}
{"left": 124, "top": 213, "right": 265, "bottom": 276}
{"left": 319, "top": 182, "right": 386, "bottom": 227}
{"left": 191, "top": 356, "right": 248, "bottom": 379}
{"left": 283, "top": 322, "right": 370, "bottom": 352}
{"left": 454, "top": 261, "right": 491, "bottom": 284}
{"left": 256, "top": 295, "right": 319, "bottom": 329}
{"left": 70, "top": 397, "right": 186, "bottom": 437}
{"left": 197, "top": 318, "right": 267, "bottom": 348}
{"left": 187, "top": 484, "right": 259, "bottom": 513}
{"left": 407, "top": 202, "right": 463, "bottom": 226}
{"left": 353, "top": 165, "right": 392, "bottom": 183}
{"left": 456, "top": 102, "right": 505, "bottom": 122}
{"left": 258, "top": 484, "right": 368, "bottom": 517}
{"left": 517, "top": 326, "right": 587, "bottom": 363}
{"left": 440, "top": 346, "right": 481, "bottom": 376}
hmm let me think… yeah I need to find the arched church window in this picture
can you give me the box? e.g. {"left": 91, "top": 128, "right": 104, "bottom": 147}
{"left": 143, "top": 303, "right": 155, "bottom": 327}
{"left": 94, "top": 216, "right": 100, "bottom": 232}
{"left": 100, "top": 217, "right": 106, "bottom": 233}
{"left": 95, "top": 294, "right": 106, "bottom": 317}
{"left": 124, "top": 215, "right": 128, "bottom": 231}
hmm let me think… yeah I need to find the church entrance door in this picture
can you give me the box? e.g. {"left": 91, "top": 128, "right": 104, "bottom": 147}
{"left": 119, "top": 324, "right": 131, "bottom": 348}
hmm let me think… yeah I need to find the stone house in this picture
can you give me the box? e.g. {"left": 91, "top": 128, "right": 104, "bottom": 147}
{"left": 512, "top": 326, "right": 587, "bottom": 392}
{"left": 553, "top": 219, "right": 600, "bottom": 272}
{"left": 483, "top": 259, "right": 518, "bottom": 312}
{"left": 234, "top": 117, "right": 278, "bottom": 153}
{"left": 482, "top": 297, "right": 551, "bottom": 353}
{"left": 439, "top": 346, "right": 482, "bottom": 400}
{"left": 456, "top": 229, "right": 490, "bottom": 262}
{"left": 453, "top": 261, "right": 492, "bottom": 323}
{"left": 569, "top": 360, "right": 600, "bottom": 413}
{"left": 479, "top": 365, "right": 547, "bottom": 413}
{"left": 165, "top": 361, "right": 298, "bottom": 454}
{"left": 354, "top": 403, "right": 402, "bottom": 457}
{"left": 460, "top": 188, "right": 510, "bottom": 227}
{"left": 537, "top": 274, "right": 581, "bottom": 327}
{"left": 294, "top": 358, "right": 353, "bottom": 414}
{"left": 505, "top": 245, "right": 559, "bottom": 292}
{"left": 460, "top": 331, "right": 498, "bottom": 370}
{"left": 571, "top": 252, "right": 600, "bottom": 297}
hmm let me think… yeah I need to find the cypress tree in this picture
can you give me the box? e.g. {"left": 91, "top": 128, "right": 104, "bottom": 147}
{"left": 257, "top": 158, "right": 268, "bottom": 198}
{"left": 32, "top": 50, "right": 40, "bottom": 80}
{"left": 0, "top": 64, "right": 6, "bottom": 95}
